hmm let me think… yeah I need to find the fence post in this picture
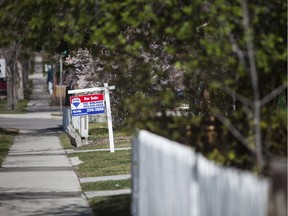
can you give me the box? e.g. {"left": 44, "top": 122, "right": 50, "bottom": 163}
{"left": 132, "top": 133, "right": 140, "bottom": 216}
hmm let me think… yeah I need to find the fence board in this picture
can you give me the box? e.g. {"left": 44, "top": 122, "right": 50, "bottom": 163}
{"left": 132, "top": 130, "right": 269, "bottom": 216}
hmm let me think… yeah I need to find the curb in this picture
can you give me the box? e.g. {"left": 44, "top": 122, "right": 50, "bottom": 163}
{"left": 84, "top": 189, "right": 131, "bottom": 199}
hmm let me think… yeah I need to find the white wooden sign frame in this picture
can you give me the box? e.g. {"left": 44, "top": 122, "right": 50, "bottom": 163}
{"left": 68, "top": 83, "right": 115, "bottom": 153}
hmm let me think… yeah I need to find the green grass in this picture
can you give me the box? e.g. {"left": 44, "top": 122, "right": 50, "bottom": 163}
{"left": 51, "top": 113, "right": 63, "bottom": 117}
{"left": 0, "top": 128, "right": 18, "bottom": 166}
{"left": 0, "top": 98, "right": 29, "bottom": 114}
{"left": 59, "top": 122, "right": 133, "bottom": 150}
{"left": 59, "top": 133, "right": 74, "bottom": 149}
{"left": 0, "top": 80, "right": 33, "bottom": 114}
{"left": 78, "top": 122, "right": 132, "bottom": 150}
{"left": 70, "top": 150, "right": 131, "bottom": 178}
{"left": 89, "top": 122, "right": 132, "bottom": 138}
{"left": 89, "top": 195, "right": 131, "bottom": 216}
{"left": 81, "top": 179, "right": 131, "bottom": 191}
{"left": 78, "top": 136, "right": 131, "bottom": 150}
{"left": 59, "top": 123, "right": 132, "bottom": 215}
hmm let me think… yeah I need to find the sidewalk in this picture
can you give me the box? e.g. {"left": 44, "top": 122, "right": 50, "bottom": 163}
{"left": 0, "top": 54, "right": 94, "bottom": 216}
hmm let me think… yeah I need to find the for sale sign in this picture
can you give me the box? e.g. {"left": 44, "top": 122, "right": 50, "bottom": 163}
{"left": 70, "top": 94, "right": 105, "bottom": 116}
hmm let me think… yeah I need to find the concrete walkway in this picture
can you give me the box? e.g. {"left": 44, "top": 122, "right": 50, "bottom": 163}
{"left": 0, "top": 54, "right": 93, "bottom": 216}
{"left": 80, "top": 174, "right": 131, "bottom": 184}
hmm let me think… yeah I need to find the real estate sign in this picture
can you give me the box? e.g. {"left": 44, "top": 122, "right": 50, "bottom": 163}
{"left": 70, "top": 93, "right": 105, "bottom": 116}
{"left": 68, "top": 83, "right": 115, "bottom": 152}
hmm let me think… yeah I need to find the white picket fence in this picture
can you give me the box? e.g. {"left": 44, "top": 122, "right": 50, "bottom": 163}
{"left": 132, "top": 130, "right": 269, "bottom": 216}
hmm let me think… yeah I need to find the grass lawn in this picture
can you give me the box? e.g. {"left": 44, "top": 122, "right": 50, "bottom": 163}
{"left": 89, "top": 122, "right": 132, "bottom": 139}
{"left": 59, "top": 122, "right": 133, "bottom": 216}
{"left": 0, "top": 98, "right": 30, "bottom": 114}
{"left": 81, "top": 179, "right": 131, "bottom": 191}
{"left": 0, "top": 80, "right": 33, "bottom": 114}
{"left": 68, "top": 148, "right": 132, "bottom": 216}
{"left": 0, "top": 128, "right": 18, "bottom": 166}
{"left": 81, "top": 122, "right": 132, "bottom": 150}
{"left": 60, "top": 122, "right": 133, "bottom": 150}
{"left": 70, "top": 150, "right": 131, "bottom": 178}
{"left": 59, "top": 123, "right": 132, "bottom": 178}
{"left": 59, "top": 132, "right": 73, "bottom": 149}
{"left": 89, "top": 194, "right": 131, "bottom": 216}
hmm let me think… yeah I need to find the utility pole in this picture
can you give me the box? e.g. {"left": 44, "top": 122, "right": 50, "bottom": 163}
{"left": 59, "top": 56, "right": 63, "bottom": 115}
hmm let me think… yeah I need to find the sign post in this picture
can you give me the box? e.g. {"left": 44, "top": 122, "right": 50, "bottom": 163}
{"left": 68, "top": 83, "right": 115, "bottom": 152}
{"left": 104, "top": 83, "right": 114, "bottom": 152}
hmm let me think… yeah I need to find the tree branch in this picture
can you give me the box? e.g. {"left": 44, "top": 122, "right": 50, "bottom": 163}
{"left": 220, "top": 84, "right": 253, "bottom": 107}
{"left": 213, "top": 110, "right": 256, "bottom": 154}
{"left": 227, "top": 32, "right": 248, "bottom": 71}
{"left": 260, "top": 84, "right": 287, "bottom": 107}
{"left": 242, "top": 0, "right": 263, "bottom": 171}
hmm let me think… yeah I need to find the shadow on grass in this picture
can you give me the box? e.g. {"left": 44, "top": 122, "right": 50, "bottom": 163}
{"left": 89, "top": 127, "right": 108, "bottom": 137}
{"left": 0, "top": 128, "right": 18, "bottom": 136}
{"left": 0, "top": 98, "right": 29, "bottom": 114}
{"left": 0, "top": 80, "right": 32, "bottom": 114}
{"left": 89, "top": 194, "right": 131, "bottom": 216}
{"left": 0, "top": 128, "right": 18, "bottom": 166}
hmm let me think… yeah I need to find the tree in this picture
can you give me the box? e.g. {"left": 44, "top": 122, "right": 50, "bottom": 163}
{"left": 0, "top": 43, "right": 27, "bottom": 110}
{"left": 87, "top": 0, "right": 286, "bottom": 172}
{"left": 0, "top": 0, "right": 286, "bottom": 172}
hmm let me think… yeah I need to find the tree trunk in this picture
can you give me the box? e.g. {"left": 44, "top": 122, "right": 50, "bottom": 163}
{"left": 22, "top": 58, "right": 30, "bottom": 90}
{"left": 6, "top": 65, "right": 18, "bottom": 110}
{"left": 0, "top": 43, "right": 24, "bottom": 110}
{"left": 16, "top": 60, "right": 24, "bottom": 100}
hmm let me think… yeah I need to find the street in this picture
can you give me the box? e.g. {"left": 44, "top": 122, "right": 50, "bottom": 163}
{"left": 0, "top": 116, "right": 61, "bottom": 130}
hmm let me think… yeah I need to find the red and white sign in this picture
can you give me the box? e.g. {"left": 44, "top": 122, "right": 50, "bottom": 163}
{"left": 70, "top": 93, "right": 105, "bottom": 116}
{"left": 71, "top": 94, "right": 104, "bottom": 103}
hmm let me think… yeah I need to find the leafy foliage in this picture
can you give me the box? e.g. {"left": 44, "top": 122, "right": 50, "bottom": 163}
{"left": 89, "top": 195, "right": 131, "bottom": 216}
{"left": 0, "top": 0, "right": 286, "bottom": 171}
